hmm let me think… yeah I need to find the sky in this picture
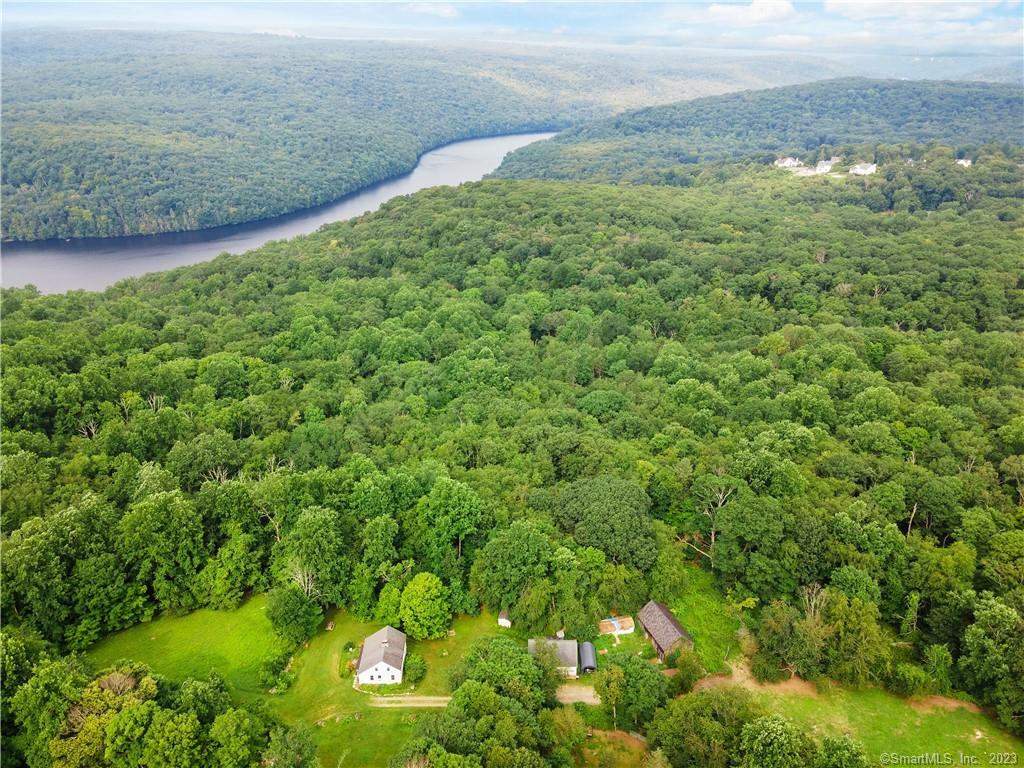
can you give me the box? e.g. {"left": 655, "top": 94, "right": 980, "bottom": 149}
{"left": 5, "top": 1, "right": 1023, "bottom": 59}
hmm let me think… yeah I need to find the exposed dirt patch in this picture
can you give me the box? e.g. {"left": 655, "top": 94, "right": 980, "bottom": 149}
{"left": 909, "top": 695, "right": 982, "bottom": 714}
{"left": 557, "top": 683, "right": 602, "bottom": 705}
{"left": 368, "top": 695, "right": 451, "bottom": 708}
{"left": 692, "top": 661, "right": 818, "bottom": 697}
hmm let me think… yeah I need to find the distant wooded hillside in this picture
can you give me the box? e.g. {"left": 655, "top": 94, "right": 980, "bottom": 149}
{"left": 494, "top": 78, "right": 1024, "bottom": 184}
{"left": 0, "top": 30, "right": 849, "bottom": 241}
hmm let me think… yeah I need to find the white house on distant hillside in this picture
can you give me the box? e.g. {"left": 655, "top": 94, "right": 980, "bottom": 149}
{"left": 849, "top": 163, "right": 877, "bottom": 176}
{"left": 356, "top": 626, "right": 406, "bottom": 685}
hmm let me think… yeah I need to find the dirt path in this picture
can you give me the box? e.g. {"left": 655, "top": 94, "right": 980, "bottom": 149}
{"left": 368, "top": 695, "right": 452, "bottom": 708}
{"left": 692, "top": 660, "right": 819, "bottom": 697}
{"left": 557, "top": 683, "right": 601, "bottom": 705}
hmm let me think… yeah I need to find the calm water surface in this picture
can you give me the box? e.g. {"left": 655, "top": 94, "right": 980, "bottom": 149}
{"left": 1, "top": 132, "right": 554, "bottom": 294}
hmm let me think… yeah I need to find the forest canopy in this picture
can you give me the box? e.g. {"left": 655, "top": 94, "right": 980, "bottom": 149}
{"left": 3, "top": 144, "right": 1023, "bottom": 766}
{"left": 0, "top": 30, "right": 849, "bottom": 242}
{"left": 494, "top": 78, "right": 1024, "bottom": 184}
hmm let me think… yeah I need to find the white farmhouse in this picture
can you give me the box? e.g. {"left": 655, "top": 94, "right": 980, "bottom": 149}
{"left": 774, "top": 157, "right": 803, "bottom": 168}
{"left": 356, "top": 625, "right": 406, "bottom": 685}
{"left": 956, "top": 158, "right": 973, "bottom": 167}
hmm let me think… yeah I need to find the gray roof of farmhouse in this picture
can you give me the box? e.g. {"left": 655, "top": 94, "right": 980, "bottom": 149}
{"left": 637, "top": 600, "right": 692, "bottom": 655}
{"left": 357, "top": 625, "right": 407, "bottom": 674}
{"left": 528, "top": 638, "right": 579, "bottom": 668}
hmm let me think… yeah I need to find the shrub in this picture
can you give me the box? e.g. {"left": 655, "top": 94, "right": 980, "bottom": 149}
{"left": 670, "top": 649, "right": 706, "bottom": 694}
{"left": 405, "top": 653, "right": 427, "bottom": 685}
{"left": 889, "top": 662, "right": 933, "bottom": 697}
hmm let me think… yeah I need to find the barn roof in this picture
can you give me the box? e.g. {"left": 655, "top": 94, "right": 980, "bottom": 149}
{"left": 637, "top": 600, "right": 692, "bottom": 654}
{"left": 357, "top": 625, "right": 407, "bottom": 674}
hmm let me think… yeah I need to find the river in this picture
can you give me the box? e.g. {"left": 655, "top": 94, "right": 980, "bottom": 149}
{"left": 0, "top": 132, "right": 555, "bottom": 294}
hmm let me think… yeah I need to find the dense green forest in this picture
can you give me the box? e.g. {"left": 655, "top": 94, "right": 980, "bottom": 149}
{"left": 495, "top": 78, "right": 1024, "bottom": 183}
{"left": 2, "top": 143, "right": 1023, "bottom": 766}
{"left": 0, "top": 30, "right": 850, "bottom": 243}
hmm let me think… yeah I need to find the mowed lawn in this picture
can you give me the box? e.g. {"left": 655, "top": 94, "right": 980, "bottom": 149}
{"left": 89, "top": 599, "right": 503, "bottom": 767}
{"left": 271, "top": 608, "right": 500, "bottom": 766}
{"left": 757, "top": 685, "right": 1024, "bottom": 765}
{"left": 87, "top": 594, "right": 279, "bottom": 699}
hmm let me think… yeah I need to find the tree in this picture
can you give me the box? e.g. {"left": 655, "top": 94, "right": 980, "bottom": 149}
{"left": 10, "top": 656, "right": 90, "bottom": 768}
{"left": 448, "top": 636, "right": 546, "bottom": 711}
{"left": 595, "top": 666, "right": 625, "bottom": 729}
{"left": 648, "top": 685, "right": 763, "bottom": 768}
{"left": 417, "top": 477, "right": 486, "bottom": 562}
{"left": 201, "top": 530, "right": 264, "bottom": 610}
{"left": 266, "top": 584, "right": 323, "bottom": 645}
{"left": 140, "top": 710, "right": 206, "bottom": 768}
{"left": 400, "top": 572, "right": 451, "bottom": 640}
{"left": 815, "top": 735, "right": 868, "bottom": 768}
{"left": 824, "top": 593, "right": 889, "bottom": 686}
{"left": 404, "top": 653, "right": 427, "bottom": 685}
{"left": 958, "top": 595, "right": 1024, "bottom": 733}
{"left": 375, "top": 582, "right": 403, "bottom": 626}
{"left": 470, "top": 521, "right": 552, "bottom": 611}
{"left": 669, "top": 649, "right": 706, "bottom": 694}
{"left": 261, "top": 725, "right": 318, "bottom": 768}
{"left": 272, "top": 506, "right": 351, "bottom": 606}
{"left": 210, "top": 708, "right": 266, "bottom": 768}
{"left": 739, "top": 714, "right": 813, "bottom": 768}
{"left": 117, "top": 490, "right": 205, "bottom": 612}
{"left": 558, "top": 476, "right": 657, "bottom": 571}
{"left": 682, "top": 473, "right": 739, "bottom": 567}
{"left": 604, "top": 651, "right": 668, "bottom": 730}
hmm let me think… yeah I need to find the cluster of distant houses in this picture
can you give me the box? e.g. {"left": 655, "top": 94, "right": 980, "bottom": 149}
{"left": 774, "top": 155, "right": 876, "bottom": 177}
{"left": 775, "top": 155, "right": 974, "bottom": 177}
{"left": 354, "top": 600, "right": 694, "bottom": 686}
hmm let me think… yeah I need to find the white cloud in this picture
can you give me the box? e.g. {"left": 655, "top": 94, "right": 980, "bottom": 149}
{"left": 407, "top": 3, "right": 460, "bottom": 19}
{"left": 706, "top": 0, "right": 796, "bottom": 25}
{"left": 762, "top": 33, "right": 813, "bottom": 47}
{"left": 824, "top": 0, "right": 1000, "bottom": 21}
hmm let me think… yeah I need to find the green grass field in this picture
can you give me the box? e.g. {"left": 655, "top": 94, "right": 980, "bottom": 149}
{"left": 670, "top": 567, "right": 740, "bottom": 673}
{"left": 88, "top": 600, "right": 501, "bottom": 767}
{"left": 87, "top": 594, "right": 280, "bottom": 699}
{"left": 757, "top": 685, "right": 1024, "bottom": 765}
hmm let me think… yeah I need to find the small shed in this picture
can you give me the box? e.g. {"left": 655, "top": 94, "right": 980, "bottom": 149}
{"left": 579, "top": 641, "right": 598, "bottom": 674}
{"left": 498, "top": 609, "right": 512, "bottom": 629}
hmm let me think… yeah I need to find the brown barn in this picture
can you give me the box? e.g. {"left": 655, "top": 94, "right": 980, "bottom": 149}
{"left": 637, "top": 600, "right": 693, "bottom": 661}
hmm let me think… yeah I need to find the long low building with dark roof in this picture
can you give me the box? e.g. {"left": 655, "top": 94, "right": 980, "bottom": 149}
{"left": 636, "top": 600, "right": 693, "bottom": 661}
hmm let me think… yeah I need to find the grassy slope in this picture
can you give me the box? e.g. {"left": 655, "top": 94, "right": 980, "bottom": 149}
{"left": 670, "top": 567, "right": 740, "bottom": 674}
{"left": 757, "top": 686, "right": 1024, "bottom": 764}
{"left": 87, "top": 593, "right": 279, "bottom": 699}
